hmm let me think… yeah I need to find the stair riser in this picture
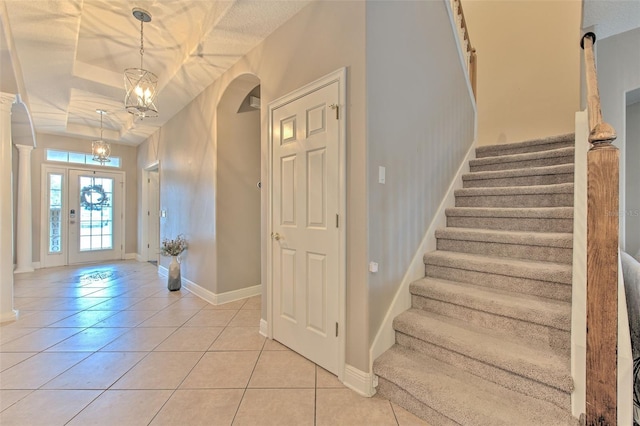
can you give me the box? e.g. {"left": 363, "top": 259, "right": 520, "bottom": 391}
{"left": 446, "top": 216, "right": 573, "bottom": 233}
{"left": 411, "top": 295, "right": 570, "bottom": 356}
{"left": 470, "top": 155, "right": 573, "bottom": 172}
{"left": 375, "top": 378, "right": 459, "bottom": 426}
{"left": 424, "top": 265, "right": 572, "bottom": 301}
{"left": 463, "top": 173, "right": 574, "bottom": 188}
{"left": 475, "top": 141, "right": 574, "bottom": 158}
{"left": 395, "top": 332, "right": 571, "bottom": 411}
{"left": 436, "top": 239, "right": 573, "bottom": 264}
{"left": 455, "top": 193, "right": 573, "bottom": 208}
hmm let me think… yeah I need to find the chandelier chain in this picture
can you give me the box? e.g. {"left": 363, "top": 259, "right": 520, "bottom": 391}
{"left": 139, "top": 19, "right": 144, "bottom": 69}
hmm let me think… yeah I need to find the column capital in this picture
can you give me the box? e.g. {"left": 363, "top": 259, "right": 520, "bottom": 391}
{"left": 14, "top": 143, "right": 34, "bottom": 152}
{"left": 0, "top": 92, "right": 15, "bottom": 113}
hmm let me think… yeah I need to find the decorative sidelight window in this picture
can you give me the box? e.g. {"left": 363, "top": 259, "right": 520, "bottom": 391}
{"left": 48, "top": 173, "right": 63, "bottom": 253}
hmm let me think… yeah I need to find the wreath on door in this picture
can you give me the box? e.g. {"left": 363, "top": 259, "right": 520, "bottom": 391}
{"left": 80, "top": 184, "right": 109, "bottom": 211}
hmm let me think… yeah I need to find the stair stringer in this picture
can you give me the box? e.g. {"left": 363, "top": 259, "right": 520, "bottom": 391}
{"left": 570, "top": 109, "right": 588, "bottom": 419}
{"left": 369, "top": 139, "right": 478, "bottom": 371}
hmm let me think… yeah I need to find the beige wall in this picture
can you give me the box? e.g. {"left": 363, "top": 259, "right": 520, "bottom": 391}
{"left": 30, "top": 133, "right": 138, "bottom": 262}
{"left": 597, "top": 27, "right": 640, "bottom": 253}
{"left": 625, "top": 101, "right": 640, "bottom": 257}
{"left": 463, "top": 0, "right": 582, "bottom": 146}
{"left": 137, "top": 0, "right": 369, "bottom": 370}
{"left": 366, "top": 1, "right": 476, "bottom": 344}
{"left": 216, "top": 77, "right": 261, "bottom": 294}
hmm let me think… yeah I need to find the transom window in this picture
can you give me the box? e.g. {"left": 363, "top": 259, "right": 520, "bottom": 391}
{"left": 46, "top": 149, "right": 121, "bottom": 168}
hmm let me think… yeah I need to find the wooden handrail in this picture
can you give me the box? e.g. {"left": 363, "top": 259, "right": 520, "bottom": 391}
{"left": 581, "top": 31, "right": 620, "bottom": 426}
{"left": 581, "top": 33, "right": 617, "bottom": 144}
{"left": 452, "top": 0, "right": 477, "bottom": 98}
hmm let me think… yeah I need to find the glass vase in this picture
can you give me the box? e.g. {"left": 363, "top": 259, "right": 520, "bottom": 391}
{"left": 168, "top": 255, "right": 181, "bottom": 291}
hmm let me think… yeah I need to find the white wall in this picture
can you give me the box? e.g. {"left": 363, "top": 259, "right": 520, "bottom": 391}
{"left": 463, "top": 0, "right": 582, "bottom": 146}
{"left": 625, "top": 101, "right": 640, "bottom": 257}
{"left": 137, "top": 0, "right": 370, "bottom": 371}
{"left": 597, "top": 27, "right": 640, "bottom": 252}
{"left": 366, "top": 1, "right": 475, "bottom": 341}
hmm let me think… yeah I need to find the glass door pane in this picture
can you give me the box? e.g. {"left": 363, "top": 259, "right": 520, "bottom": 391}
{"left": 48, "top": 173, "right": 63, "bottom": 253}
{"left": 68, "top": 169, "right": 123, "bottom": 264}
{"left": 78, "top": 176, "right": 113, "bottom": 251}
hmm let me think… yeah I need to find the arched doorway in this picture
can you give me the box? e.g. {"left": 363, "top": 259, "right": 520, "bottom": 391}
{"left": 216, "top": 74, "right": 261, "bottom": 295}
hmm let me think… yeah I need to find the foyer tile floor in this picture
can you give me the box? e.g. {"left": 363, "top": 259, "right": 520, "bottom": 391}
{"left": 0, "top": 261, "right": 429, "bottom": 426}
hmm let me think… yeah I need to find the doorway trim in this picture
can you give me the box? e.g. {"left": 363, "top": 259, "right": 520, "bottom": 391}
{"left": 140, "top": 161, "right": 160, "bottom": 263}
{"left": 39, "top": 164, "right": 126, "bottom": 267}
{"left": 266, "top": 68, "right": 347, "bottom": 380}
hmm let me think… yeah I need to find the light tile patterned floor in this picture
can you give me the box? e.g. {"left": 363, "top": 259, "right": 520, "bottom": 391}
{"left": 0, "top": 261, "right": 429, "bottom": 426}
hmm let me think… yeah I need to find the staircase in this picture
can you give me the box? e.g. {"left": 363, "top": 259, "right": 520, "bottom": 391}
{"left": 373, "top": 134, "right": 579, "bottom": 426}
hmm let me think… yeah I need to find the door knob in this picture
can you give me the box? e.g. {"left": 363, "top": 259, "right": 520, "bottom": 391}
{"left": 271, "top": 232, "right": 283, "bottom": 241}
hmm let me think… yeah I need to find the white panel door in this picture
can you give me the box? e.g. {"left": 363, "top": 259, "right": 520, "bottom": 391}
{"left": 271, "top": 81, "right": 340, "bottom": 374}
{"left": 68, "top": 169, "right": 123, "bottom": 264}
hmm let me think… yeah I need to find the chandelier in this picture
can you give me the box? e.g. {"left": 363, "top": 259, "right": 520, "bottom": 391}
{"left": 92, "top": 109, "right": 111, "bottom": 164}
{"left": 124, "top": 8, "right": 158, "bottom": 118}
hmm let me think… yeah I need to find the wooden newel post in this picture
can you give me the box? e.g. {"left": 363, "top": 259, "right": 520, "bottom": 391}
{"left": 582, "top": 31, "right": 619, "bottom": 426}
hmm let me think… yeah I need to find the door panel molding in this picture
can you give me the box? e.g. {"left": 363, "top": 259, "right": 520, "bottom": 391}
{"left": 267, "top": 68, "right": 347, "bottom": 380}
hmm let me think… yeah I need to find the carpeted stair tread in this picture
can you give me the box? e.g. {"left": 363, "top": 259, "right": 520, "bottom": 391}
{"left": 462, "top": 164, "right": 574, "bottom": 187}
{"left": 445, "top": 207, "right": 574, "bottom": 232}
{"left": 410, "top": 277, "right": 571, "bottom": 331}
{"left": 435, "top": 227, "right": 572, "bottom": 248}
{"left": 374, "top": 346, "right": 576, "bottom": 426}
{"left": 469, "top": 147, "right": 574, "bottom": 170}
{"left": 423, "top": 250, "right": 572, "bottom": 284}
{"left": 454, "top": 183, "right": 574, "bottom": 208}
{"left": 475, "top": 133, "right": 574, "bottom": 158}
{"left": 455, "top": 182, "right": 573, "bottom": 197}
{"left": 445, "top": 206, "right": 573, "bottom": 219}
{"left": 393, "top": 309, "right": 572, "bottom": 391}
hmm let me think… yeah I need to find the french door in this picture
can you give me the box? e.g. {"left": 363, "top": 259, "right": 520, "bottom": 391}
{"left": 41, "top": 167, "right": 124, "bottom": 267}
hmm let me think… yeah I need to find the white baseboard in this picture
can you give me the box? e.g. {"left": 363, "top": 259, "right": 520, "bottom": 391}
{"left": 343, "top": 364, "right": 376, "bottom": 397}
{"left": 178, "top": 275, "right": 261, "bottom": 306}
{"left": 0, "top": 309, "right": 18, "bottom": 324}
{"left": 135, "top": 254, "right": 144, "bottom": 262}
{"left": 124, "top": 253, "right": 137, "bottom": 260}
{"left": 32, "top": 262, "right": 41, "bottom": 270}
{"left": 259, "top": 319, "right": 268, "bottom": 338}
{"left": 369, "top": 139, "right": 477, "bottom": 366}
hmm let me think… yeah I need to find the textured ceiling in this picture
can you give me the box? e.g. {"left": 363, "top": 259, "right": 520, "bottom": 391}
{"left": 1, "top": 0, "right": 311, "bottom": 146}
{"left": 582, "top": 0, "right": 640, "bottom": 40}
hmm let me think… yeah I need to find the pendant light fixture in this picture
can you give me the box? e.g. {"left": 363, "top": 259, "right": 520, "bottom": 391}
{"left": 92, "top": 109, "right": 111, "bottom": 164}
{"left": 124, "top": 8, "right": 158, "bottom": 119}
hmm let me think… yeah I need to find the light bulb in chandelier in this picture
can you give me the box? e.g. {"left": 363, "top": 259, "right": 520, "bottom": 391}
{"left": 92, "top": 109, "right": 111, "bottom": 164}
{"left": 124, "top": 8, "right": 158, "bottom": 119}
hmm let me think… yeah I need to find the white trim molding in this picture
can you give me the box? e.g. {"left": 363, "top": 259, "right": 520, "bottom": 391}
{"left": 159, "top": 265, "right": 262, "bottom": 306}
{"left": 124, "top": 253, "right": 137, "bottom": 260}
{"left": 259, "top": 319, "right": 268, "bottom": 338}
{"left": 343, "top": 364, "right": 376, "bottom": 397}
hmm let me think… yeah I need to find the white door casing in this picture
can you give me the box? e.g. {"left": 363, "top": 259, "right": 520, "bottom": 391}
{"left": 147, "top": 168, "right": 160, "bottom": 262}
{"left": 268, "top": 69, "right": 346, "bottom": 377}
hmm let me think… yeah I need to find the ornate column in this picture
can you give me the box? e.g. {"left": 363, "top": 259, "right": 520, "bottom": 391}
{"left": 14, "top": 144, "right": 34, "bottom": 273}
{"left": 0, "top": 92, "right": 17, "bottom": 322}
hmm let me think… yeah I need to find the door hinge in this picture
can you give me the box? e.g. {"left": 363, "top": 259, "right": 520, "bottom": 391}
{"left": 147, "top": 211, "right": 150, "bottom": 216}
{"left": 330, "top": 104, "right": 339, "bottom": 120}
{"left": 336, "top": 214, "right": 339, "bottom": 228}
{"left": 147, "top": 243, "right": 149, "bottom": 248}
{"left": 335, "top": 322, "right": 339, "bottom": 337}
{"left": 148, "top": 178, "right": 150, "bottom": 183}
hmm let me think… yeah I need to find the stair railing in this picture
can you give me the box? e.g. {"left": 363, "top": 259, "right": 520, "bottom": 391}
{"left": 450, "top": 0, "right": 477, "bottom": 98}
{"left": 580, "top": 31, "right": 620, "bottom": 426}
